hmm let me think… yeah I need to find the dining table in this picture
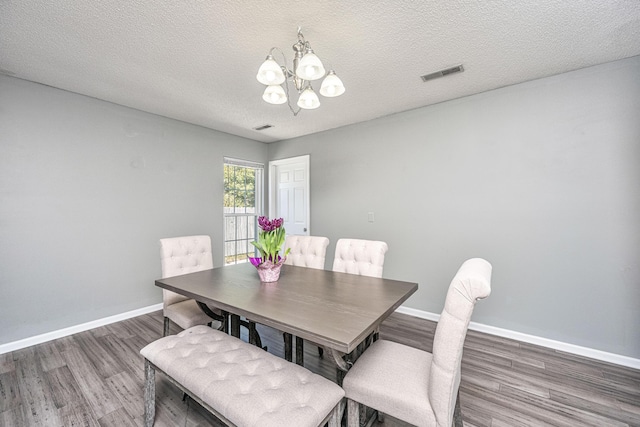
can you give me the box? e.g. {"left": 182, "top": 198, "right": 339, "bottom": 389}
{"left": 154, "top": 262, "right": 418, "bottom": 381}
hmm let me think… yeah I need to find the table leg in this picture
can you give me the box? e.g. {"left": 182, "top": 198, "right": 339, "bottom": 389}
{"left": 248, "top": 322, "right": 258, "bottom": 346}
{"left": 230, "top": 314, "right": 240, "bottom": 338}
{"left": 295, "top": 336, "right": 304, "bottom": 366}
{"left": 195, "top": 301, "right": 225, "bottom": 325}
{"left": 283, "top": 333, "right": 293, "bottom": 362}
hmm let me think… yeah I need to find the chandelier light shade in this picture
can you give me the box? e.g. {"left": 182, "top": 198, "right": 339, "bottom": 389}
{"left": 262, "top": 85, "right": 287, "bottom": 104}
{"left": 295, "top": 50, "right": 325, "bottom": 81}
{"left": 297, "top": 86, "right": 321, "bottom": 109}
{"left": 256, "top": 55, "right": 286, "bottom": 85}
{"left": 256, "top": 28, "right": 345, "bottom": 115}
{"left": 319, "top": 70, "right": 345, "bottom": 97}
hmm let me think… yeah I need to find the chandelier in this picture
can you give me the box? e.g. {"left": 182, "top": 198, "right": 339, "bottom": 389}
{"left": 256, "top": 28, "right": 345, "bottom": 115}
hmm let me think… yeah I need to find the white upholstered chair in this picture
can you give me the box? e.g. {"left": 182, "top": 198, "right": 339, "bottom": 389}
{"left": 342, "top": 258, "right": 492, "bottom": 427}
{"left": 304, "top": 238, "right": 388, "bottom": 359}
{"left": 281, "top": 235, "right": 331, "bottom": 360}
{"left": 159, "top": 235, "right": 224, "bottom": 336}
{"left": 283, "top": 235, "right": 330, "bottom": 269}
{"left": 332, "top": 238, "right": 389, "bottom": 278}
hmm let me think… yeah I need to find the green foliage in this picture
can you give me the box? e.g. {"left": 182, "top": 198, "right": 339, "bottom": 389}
{"left": 224, "top": 164, "right": 256, "bottom": 209}
{"left": 250, "top": 217, "right": 291, "bottom": 263}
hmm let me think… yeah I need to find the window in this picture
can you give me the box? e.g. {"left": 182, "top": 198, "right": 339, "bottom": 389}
{"left": 223, "top": 158, "right": 263, "bottom": 265}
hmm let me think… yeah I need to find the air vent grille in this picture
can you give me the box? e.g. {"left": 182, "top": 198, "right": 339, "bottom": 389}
{"left": 253, "top": 124, "right": 273, "bottom": 131}
{"left": 420, "top": 64, "right": 464, "bottom": 82}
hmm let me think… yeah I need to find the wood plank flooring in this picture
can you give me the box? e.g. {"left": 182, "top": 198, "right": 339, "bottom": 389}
{"left": 0, "top": 310, "right": 638, "bottom": 426}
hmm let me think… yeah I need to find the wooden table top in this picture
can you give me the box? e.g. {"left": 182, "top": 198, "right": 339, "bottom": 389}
{"left": 155, "top": 263, "right": 418, "bottom": 354}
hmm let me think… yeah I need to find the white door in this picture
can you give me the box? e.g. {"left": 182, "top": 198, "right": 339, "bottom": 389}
{"left": 269, "top": 155, "right": 310, "bottom": 236}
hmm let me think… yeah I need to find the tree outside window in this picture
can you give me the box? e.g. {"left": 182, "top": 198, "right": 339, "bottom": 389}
{"left": 223, "top": 159, "right": 263, "bottom": 264}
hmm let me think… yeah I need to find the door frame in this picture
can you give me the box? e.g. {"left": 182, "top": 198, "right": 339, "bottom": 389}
{"left": 268, "top": 155, "right": 310, "bottom": 235}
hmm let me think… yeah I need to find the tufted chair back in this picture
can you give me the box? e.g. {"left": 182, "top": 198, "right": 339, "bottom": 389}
{"left": 341, "top": 258, "right": 491, "bottom": 427}
{"left": 429, "top": 258, "right": 492, "bottom": 426}
{"left": 159, "top": 235, "right": 213, "bottom": 308}
{"left": 283, "top": 235, "right": 330, "bottom": 270}
{"left": 332, "top": 238, "right": 388, "bottom": 278}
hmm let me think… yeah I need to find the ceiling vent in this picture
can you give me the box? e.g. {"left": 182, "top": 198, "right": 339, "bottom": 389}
{"left": 420, "top": 64, "right": 464, "bottom": 82}
{"left": 253, "top": 124, "right": 274, "bottom": 131}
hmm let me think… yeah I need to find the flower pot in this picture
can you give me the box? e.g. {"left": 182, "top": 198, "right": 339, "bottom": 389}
{"left": 250, "top": 257, "right": 286, "bottom": 282}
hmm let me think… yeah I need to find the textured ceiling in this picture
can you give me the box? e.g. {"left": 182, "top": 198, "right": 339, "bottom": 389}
{"left": 2, "top": 1, "right": 640, "bottom": 143}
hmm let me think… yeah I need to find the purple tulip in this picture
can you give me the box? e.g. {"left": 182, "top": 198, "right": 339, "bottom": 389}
{"left": 257, "top": 216, "right": 270, "bottom": 231}
{"left": 257, "top": 216, "right": 284, "bottom": 232}
{"left": 252, "top": 216, "right": 288, "bottom": 264}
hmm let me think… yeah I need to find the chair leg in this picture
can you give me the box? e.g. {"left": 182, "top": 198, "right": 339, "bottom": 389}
{"left": 453, "top": 389, "right": 463, "bottom": 427}
{"left": 143, "top": 359, "right": 156, "bottom": 427}
{"left": 163, "top": 317, "right": 170, "bottom": 336}
{"left": 347, "top": 398, "right": 360, "bottom": 427}
{"left": 328, "top": 399, "right": 345, "bottom": 427}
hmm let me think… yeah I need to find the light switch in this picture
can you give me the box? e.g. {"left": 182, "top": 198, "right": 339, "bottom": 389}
{"left": 368, "top": 212, "right": 375, "bottom": 222}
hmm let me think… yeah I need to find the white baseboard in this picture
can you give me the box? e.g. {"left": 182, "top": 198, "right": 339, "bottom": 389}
{"left": 0, "top": 303, "right": 163, "bottom": 355}
{"left": 3, "top": 303, "right": 639, "bottom": 370}
{"left": 395, "top": 306, "right": 640, "bottom": 370}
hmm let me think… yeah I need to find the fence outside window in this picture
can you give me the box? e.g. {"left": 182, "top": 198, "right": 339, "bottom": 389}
{"left": 223, "top": 158, "right": 263, "bottom": 265}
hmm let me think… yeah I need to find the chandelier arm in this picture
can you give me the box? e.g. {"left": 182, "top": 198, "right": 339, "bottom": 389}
{"left": 269, "top": 46, "right": 302, "bottom": 115}
{"left": 269, "top": 47, "right": 292, "bottom": 76}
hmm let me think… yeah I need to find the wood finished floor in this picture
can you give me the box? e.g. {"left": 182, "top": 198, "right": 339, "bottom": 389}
{"left": 0, "top": 311, "right": 638, "bottom": 426}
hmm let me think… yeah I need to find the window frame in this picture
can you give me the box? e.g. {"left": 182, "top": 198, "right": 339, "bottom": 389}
{"left": 223, "top": 157, "right": 264, "bottom": 265}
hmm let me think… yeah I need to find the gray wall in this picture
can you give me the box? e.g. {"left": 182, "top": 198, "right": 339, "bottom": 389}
{"left": 2, "top": 56, "right": 639, "bottom": 359}
{"left": 268, "top": 56, "right": 640, "bottom": 359}
{"left": 0, "top": 75, "right": 267, "bottom": 345}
